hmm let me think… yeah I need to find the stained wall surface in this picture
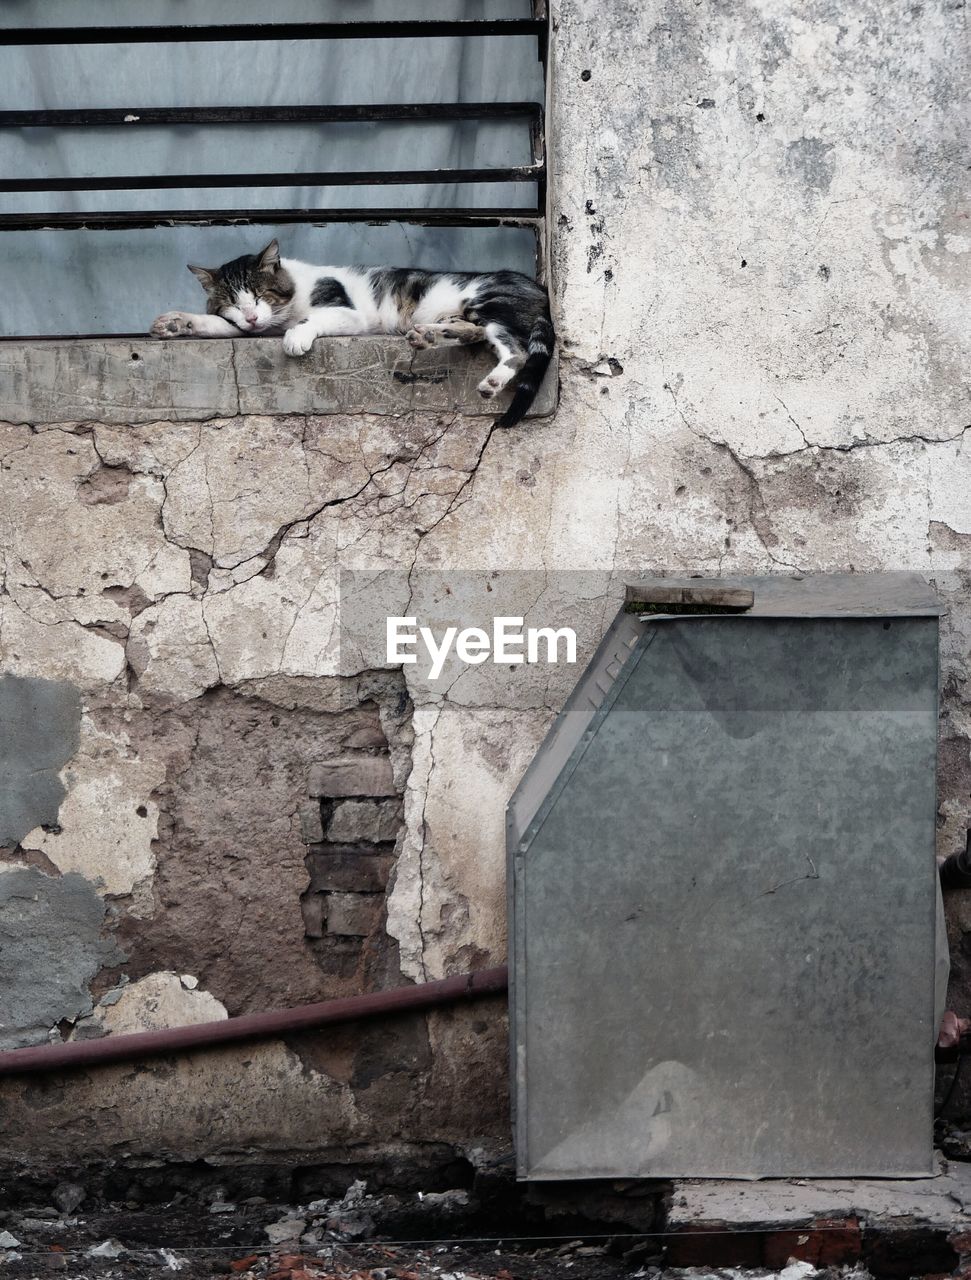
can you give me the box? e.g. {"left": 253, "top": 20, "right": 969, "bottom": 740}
{"left": 0, "top": 0, "right": 967, "bottom": 1176}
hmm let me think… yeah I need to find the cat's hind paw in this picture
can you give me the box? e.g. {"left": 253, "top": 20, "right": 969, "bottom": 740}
{"left": 282, "top": 322, "right": 316, "bottom": 357}
{"left": 477, "top": 372, "right": 506, "bottom": 399}
{"left": 151, "top": 311, "right": 195, "bottom": 338}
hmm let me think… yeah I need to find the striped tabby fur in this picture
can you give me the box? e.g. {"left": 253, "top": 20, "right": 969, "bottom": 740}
{"left": 151, "top": 240, "right": 554, "bottom": 427}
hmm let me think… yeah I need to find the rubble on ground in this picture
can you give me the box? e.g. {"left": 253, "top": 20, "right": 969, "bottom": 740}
{"left": 0, "top": 1177, "right": 916, "bottom": 1279}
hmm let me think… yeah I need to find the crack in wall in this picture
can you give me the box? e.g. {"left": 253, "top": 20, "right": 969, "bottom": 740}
{"left": 750, "top": 421, "right": 971, "bottom": 463}
{"left": 228, "top": 343, "right": 242, "bottom": 415}
{"left": 662, "top": 377, "right": 804, "bottom": 572}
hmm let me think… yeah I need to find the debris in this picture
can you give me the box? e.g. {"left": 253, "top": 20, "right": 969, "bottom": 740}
{"left": 86, "top": 1237, "right": 126, "bottom": 1257}
{"left": 324, "top": 1208, "right": 376, "bottom": 1240}
{"left": 779, "top": 1265, "right": 818, "bottom": 1280}
{"left": 211, "top": 1200, "right": 238, "bottom": 1213}
{"left": 266, "top": 1217, "right": 308, "bottom": 1244}
{"left": 415, "top": 1190, "right": 469, "bottom": 1211}
{"left": 229, "top": 1257, "right": 261, "bottom": 1273}
{"left": 180, "top": 974, "right": 199, "bottom": 989}
{"left": 0, "top": 1233, "right": 19, "bottom": 1249}
{"left": 52, "top": 1182, "right": 86, "bottom": 1214}
{"left": 343, "top": 1179, "right": 367, "bottom": 1205}
{"left": 159, "top": 1248, "right": 188, "bottom": 1270}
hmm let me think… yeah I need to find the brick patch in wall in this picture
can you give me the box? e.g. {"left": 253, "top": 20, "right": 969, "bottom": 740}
{"left": 327, "top": 798, "right": 402, "bottom": 843}
{"left": 299, "top": 748, "right": 405, "bottom": 978}
{"left": 309, "top": 755, "right": 396, "bottom": 798}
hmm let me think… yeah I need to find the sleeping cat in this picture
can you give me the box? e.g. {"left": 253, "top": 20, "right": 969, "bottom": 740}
{"left": 151, "top": 240, "right": 554, "bottom": 427}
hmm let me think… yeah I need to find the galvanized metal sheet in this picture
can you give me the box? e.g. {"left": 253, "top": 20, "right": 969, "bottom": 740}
{"left": 510, "top": 603, "right": 941, "bottom": 1179}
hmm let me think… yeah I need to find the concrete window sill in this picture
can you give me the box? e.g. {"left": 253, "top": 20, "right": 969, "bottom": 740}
{"left": 1, "top": 336, "right": 558, "bottom": 426}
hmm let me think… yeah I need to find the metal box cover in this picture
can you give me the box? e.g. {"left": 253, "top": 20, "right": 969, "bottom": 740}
{"left": 508, "top": 574, "right": 945, "bottom": 1180}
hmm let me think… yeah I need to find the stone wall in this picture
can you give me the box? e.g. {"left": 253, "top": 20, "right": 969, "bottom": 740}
{"left": 0, "top": 0, "right": 967, "bottom": 1178}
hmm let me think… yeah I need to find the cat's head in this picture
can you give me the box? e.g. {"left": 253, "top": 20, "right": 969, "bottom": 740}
{"left": 187, "top": 240, "right": 294, "bottom": 333}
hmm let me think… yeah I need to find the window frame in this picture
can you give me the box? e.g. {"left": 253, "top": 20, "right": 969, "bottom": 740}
{"left": 0, "top": 7, "right": 550, "bottom": 340}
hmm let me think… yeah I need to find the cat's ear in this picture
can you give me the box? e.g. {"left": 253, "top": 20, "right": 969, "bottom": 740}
{"left": 257, "top": 240, "right": 281, "bottom": 273}
{"left": 187, "top": 264, "right": 218, "bottom": 291}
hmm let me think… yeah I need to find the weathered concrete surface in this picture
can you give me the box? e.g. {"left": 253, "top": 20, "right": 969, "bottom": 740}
{"left": 669, "top": 1156, "right": 971, "bottom": 1229}
{"left": 1, "top": 338, "right": 557, "bottom": 425}
{"left": 233, "top": 338, "right": 558, "bottom": 419}
{"left": 0, "top": 0, "right": 967, "bottom": 1173}
{"left": 0, "top": 340, "right": 238, "bottom": 424}
{"left": 0, "top": 867, "right": 116, "bottom": 1049}
{"left": 0, "top": 1002, "right": 509, "bottom": 1170}
{"left": 0, "top": 673, "right": 80, "bottom": 846}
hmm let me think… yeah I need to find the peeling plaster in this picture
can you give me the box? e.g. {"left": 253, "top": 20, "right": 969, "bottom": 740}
{"left": 77, "top": 971, "right": 228, "bottom": 1037}
{"left": 21, "top": 720, "right": 162, "bottom": 910}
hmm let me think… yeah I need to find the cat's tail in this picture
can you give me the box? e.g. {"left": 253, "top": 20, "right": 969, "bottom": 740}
{"left": 497, "top": 313, "right": 555, "bottom": 428}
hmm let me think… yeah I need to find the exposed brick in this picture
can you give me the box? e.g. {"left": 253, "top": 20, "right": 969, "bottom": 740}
{"left": 297, "top": 801, "right": 324, "bottom": 845}
{"left": 305, "top": 933, "right": 362, "bottom": 978}
{"left": 308, "top": 755, "right": 396, "bottom": 798}
{"left": 764, "top": 1217, "right": 861, "bottom": 1268}
{"left": 307, "top": 847, "right": 393, "bottom": 893}
{"left": 300, "top": 893, "right": 325, "bottom": 939}
{"left": 863, "top": 1227, "right": 959, "bottom": 1279}
{"left": 665, "top": 1226, "right": 762, "bottom": 1267}
{"left": 326, "top": 798, "right": 403, "bottom": 844}
{"left": 341, "top": 723, "right": 390, "bottom": 751}
{"left": 325, "top": 892, "right": 384, "bottom": 937}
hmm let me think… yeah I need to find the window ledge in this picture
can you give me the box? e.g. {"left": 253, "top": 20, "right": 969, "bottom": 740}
{"left": 0, "top": 336, "right": 558, "bottom": 426}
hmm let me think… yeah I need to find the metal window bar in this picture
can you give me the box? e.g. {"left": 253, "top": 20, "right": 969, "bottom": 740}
{"left": 0, "top": 104, "right": 543, "bottom": 127}
{"left": 0, "top": 20, "right": 548, "bottom": 45}
{"left": 0, "top": 169, "right": 544, "bottom": 195}
{"left": 0, "top": 211, "right": 543, "bottom": 231}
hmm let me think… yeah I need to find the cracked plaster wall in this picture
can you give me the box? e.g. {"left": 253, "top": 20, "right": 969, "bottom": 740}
{"left": 0, "top": 0, "right": 968, "bottom": 1164}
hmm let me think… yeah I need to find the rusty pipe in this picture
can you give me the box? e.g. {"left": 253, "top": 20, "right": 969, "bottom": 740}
{"left": 0, "top": 966, "right": 509, "bottom": 1077}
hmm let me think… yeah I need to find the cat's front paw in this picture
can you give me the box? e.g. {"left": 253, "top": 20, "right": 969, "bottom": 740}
{"left": 151, "top": 311, "right": 195, "bottom": 338}
{"left": 406, "top": 325, "right": 435, "bottom": 349}
{"left": 283, "top": 322, "right": 315, "bottom": 357}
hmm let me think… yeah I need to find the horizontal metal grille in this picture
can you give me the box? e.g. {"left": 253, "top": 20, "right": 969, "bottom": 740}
{"left": 0, "top": 16, "right": 547, "bottom": 226}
